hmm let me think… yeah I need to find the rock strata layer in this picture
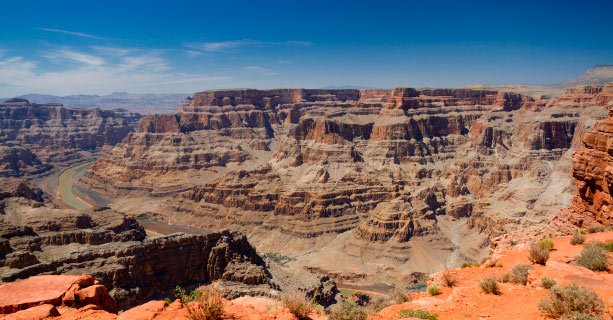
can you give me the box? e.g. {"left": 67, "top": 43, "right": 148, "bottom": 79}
{"left": 0, "top": 98, "right": 140, "bottom": 167}
{"left": 0, "top": 194, "right": 273, "bottom": 309}
{"left": 81, "top": 85, "right": 610, "bottom": 282}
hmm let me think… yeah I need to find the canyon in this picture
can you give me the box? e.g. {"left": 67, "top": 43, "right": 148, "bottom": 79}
{"left": 78, "top": 84, "right": 612, "bottom": 288}
{"left": 0, "top": 82, "right": 611, "bottom": 319}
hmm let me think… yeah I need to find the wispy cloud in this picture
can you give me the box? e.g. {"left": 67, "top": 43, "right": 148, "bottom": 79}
{"left": 185, "top": 39, "right": 311, "bottom": 52}
{"left": 38, "top": 28, "right": 104, "bottom": 40}
{"left": 0, "top": 48, "right": 230, "bottom": 96}
{"left": 43, "top": 49, "right": 106, "bottom": 66}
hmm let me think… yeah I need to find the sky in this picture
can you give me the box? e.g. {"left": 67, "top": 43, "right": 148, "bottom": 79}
{"left": 0, "top": 0, "right": 611, "bottom": 96}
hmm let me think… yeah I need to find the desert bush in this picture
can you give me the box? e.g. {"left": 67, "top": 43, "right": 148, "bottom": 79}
{"left": 479, "top": 277, "right": 500, "bottom": 295}
{"left": 541, "top": 278, "right": 556, "bottom": 289}
{"left": 538, "top": 284, "right": 604, "bottom": 319}
{"left": 387, "top": 287, "right": 410, "bottom": 304}
{"left": 427, "top": 284, "right": 441, "bottom": 296}
{"left": 329, "top": 299, "right": 367, "bottom": 320}
{"left": 539, "top": 238, "right": 555, "bottom": 250}
{"left": 408, "top": 282, "right": 428, "bottom": 292}
{"left": 561, "top": 312, "right": 602, "bottom": 320}
{"left": 508, "top": 264, "right": 533, "bottom": 285}
{"left": 281, "top": 293, "right": 318, "bottom": 320}
{"left": 592, "top": 241, "right": 613, "bottom": 252}
{"left": 570, "top": 233, "right": 586, "bottom": 245}
{"left": 184, "top": 287, "right": 225, "bottom": 320}
{"left": 176, "top": 285, "right": 201, "bottom": 303}
{"left": 576, "top": 245, "right": 609, "bottom": 271}
{"left": 398, "top": 309, "right": 438, "bottom": 320}
{"left": 500, "top": 273, "right": 511, "bottom": 283}
{"left": 529, "top": 241, "right": 550, "bottom": 265}
{"left": 461, "top": 261, "right": 479, "bottom": 268}
{"left": 585, "top": 226, "right": 606, "bottom": 234}
{"left": 441, "top": 270, "right": 457, "bottom": 287}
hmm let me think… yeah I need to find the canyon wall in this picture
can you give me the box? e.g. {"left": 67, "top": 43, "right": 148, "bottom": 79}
{"left": 80, "top": 85, "right": 610, "bottom": 283}
{"left": 572, "top": 83, "right": 613, "bottom": 224}
{"left": 0, "top": 98, "right": 140, "bottom": 167}
{"left": 0, "top": 194, "right": 273, "bottom": 309}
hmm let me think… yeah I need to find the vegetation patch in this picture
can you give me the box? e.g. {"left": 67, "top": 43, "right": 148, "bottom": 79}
{"left": 570, "top": 232, "right": 586, "bottom": 245}
{"left": 479, "top": 277, "right": 501, "bottom": 295}
{"left": 427, "top": 284, "right": 441, "bottom": 296}
{"left": 575, "top": 245, "right": 609, "bottom": 271}
{"left": 440, "top": 270, "right": 457, "bottom": 287}
{"left": 398, "top": 309, "right": 438, "bottom": 320}
{"left": 461, "top": 262, "right": 480, "bottom": 268}
{"left": 183, "top": 287, "right": 225, "bottom": 320}
{"left": 281, "top": 293, "right": 320, "bottom": 320}
{"left": 264, "top": 252, "right": 296, "bottom": 264}
{"left": 507, "top": 264, "right": 533, "bottom": 285}
{"left": 538, "top": 284, "right": 604, "bottom": 319}
{"left": 529, "top": 241, "right": 550, "bottom": 265}
{"left": 541, "top": 278, "right": 556, "bottom": 289}
{"left": 329, "top": 299, "right": 367, "bottom": 320}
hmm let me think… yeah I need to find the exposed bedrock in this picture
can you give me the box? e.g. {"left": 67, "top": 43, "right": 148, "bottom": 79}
{"left": 0, "top": 98, "right": 141, "bottom": 165}
{"left": 0, "top": 196, "right": 273, "bottom": 310}
{"left": 80, "top": 85, "right": 610, "bottom": 281}
{"left": 572, "top": 103, "right": 613, "bottom": 224}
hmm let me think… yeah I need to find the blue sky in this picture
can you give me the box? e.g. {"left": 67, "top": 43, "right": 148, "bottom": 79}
{"left": 0, "top": 0, "right": 611, "bottom": 96}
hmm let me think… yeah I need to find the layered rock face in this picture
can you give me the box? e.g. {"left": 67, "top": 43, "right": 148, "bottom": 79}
{"left": 0, "top": 194, "right": 273, "bottom": 309}
{"left": 0, "top": 98, "right": 140, "bottom": 166}
{"left": 81, "top": 86, "right": 609, "bottom": 282}
{"left": 572, "top": 84, "right": 613, "bottom": 224}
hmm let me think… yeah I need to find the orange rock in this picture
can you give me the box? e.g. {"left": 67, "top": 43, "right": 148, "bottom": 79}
{"left": 116, "top": 300, "right": 167, "bottom": 320}
{"left": 0, "top": 275, "right": 94, "bottom": 314}
{"left": 0, "top": 304, "right": 59, "bottom": 320}
{"left": 75, "top": 285, "right": 118, "bottom": 313}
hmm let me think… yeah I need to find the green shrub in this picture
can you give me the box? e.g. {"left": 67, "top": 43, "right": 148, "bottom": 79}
{"left": 592, "top": 241, "right": 613, "bottom": 252}
{"left": 409, "top": 282, "right": 428, "bottom": 292}
{"left": 538, "top": 284, "right": 604, "bottom": 319}
{"left": 576, "top": 245, "right": 609, "bottom": 271}
{"left": 479, "top": 277, "right": 500, "bottom": 295}
{"left": 329, "top": 299, "right": 367, "bottom": 320}
{"left": 570, "top": 232, "right": 586, "bottom": 245}
{"left": 500, "top": 273, "right": 511, "bottom": 283}
{"left": 529, "top": 241, "right": 550, "bottom": 265}
{"left": 398, "top": 309, "right": 438, "bottom": 320}
{"left": 175, "top": 285, "right": 201, "bottom": 304}
{"left": 541, "top": 278, "right": 556, "bottom": 289}
{"left": 427, "top": 285, "right": 441, "bottom": 296}
{"left": 585, "top": 226, "right": 606, "bottom": 234}
{"left": 508, "top": 264, "right": 533, "bottom": 285}
{"left": 185, "top": 287, "right": 225, "bottom": 320}
{"left": 281, "top": 293, "right": 319, "bottom": 320}
{"left": 461, "top": 262, "right": 480, "bottom": 268}
{"left": 539, "top": 238, "right": 555, "bottom": 250}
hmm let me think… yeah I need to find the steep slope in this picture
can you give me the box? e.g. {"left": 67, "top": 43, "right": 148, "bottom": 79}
{"left": 80, "top": 86, "right": 610, "bottom": 285}
{"left": 0, "top": 98, "right": 141, "bottom": 166}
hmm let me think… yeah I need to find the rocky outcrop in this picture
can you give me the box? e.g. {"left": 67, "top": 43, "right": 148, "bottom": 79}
{"left": 0, "top": 98, "right": 140, "bottom": 165}
{"left": 572, "top": 103, "right": 613, "bottom": 224}
{"left": 0, "top": 196, "right": 273, "bottom": 310}
{"left": 80, "top": 85, "right": 609, "bottom": 284}
{"left": 0, "top": 146, "right": 51, "bottom": 177}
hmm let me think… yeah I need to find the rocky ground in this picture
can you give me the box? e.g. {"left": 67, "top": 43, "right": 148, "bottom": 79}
{"left": 0, "top": 230, "right": 609, "bottom": 319}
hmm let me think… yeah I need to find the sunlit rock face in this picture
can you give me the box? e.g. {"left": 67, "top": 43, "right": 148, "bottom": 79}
{"left": 0, "top": 98, "right": 141, "bottom": 166}
{"left": 81, "top": 86, "right": 609, "bottom": 282}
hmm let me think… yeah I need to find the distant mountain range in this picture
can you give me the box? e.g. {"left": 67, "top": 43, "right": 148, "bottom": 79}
{"left": 2, "top": 92, "right": 189, "bottom": 114}
{"left": 2, "top": 65, "right": 610, "bottom": 113}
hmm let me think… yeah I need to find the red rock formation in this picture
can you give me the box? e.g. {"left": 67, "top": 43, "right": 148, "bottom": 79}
{"left": 572, "top": 100, "right": 613, "bottom": 224}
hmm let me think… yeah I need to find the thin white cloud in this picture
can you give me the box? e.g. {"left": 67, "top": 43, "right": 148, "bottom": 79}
{"left": 43, "top": 49, "right": 106, "bottom": 66}
{"left": 185, "top": 39, "right": 311, "bottom": 52}
{"left": 0, "top": 48, "right": 230, "bottom": 96}
{"left": 38, "top": 28, "right": 104, "bottom": 40}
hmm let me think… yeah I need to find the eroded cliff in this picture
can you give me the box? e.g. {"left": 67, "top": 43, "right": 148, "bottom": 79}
{"left": 80, "top": 85, "right": 610, "bottom": 284}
